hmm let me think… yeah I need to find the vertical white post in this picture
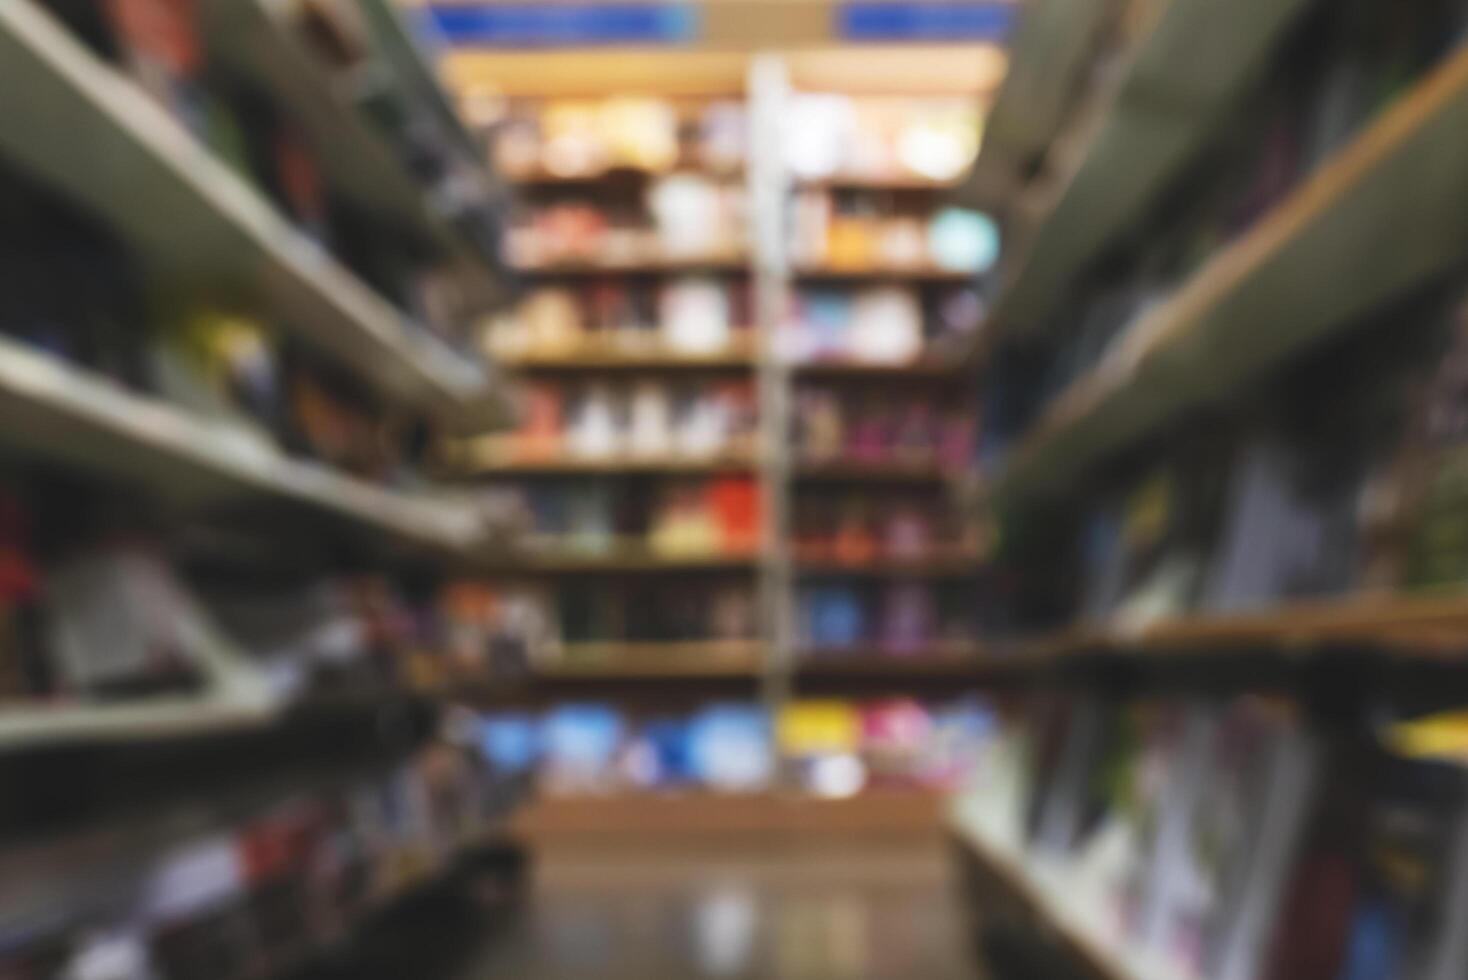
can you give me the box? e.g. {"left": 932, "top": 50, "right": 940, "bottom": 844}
{"left": 748, "top": 52, "right": 793, "bottom": 788}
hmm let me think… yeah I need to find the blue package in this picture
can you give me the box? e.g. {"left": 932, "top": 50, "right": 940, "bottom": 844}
{"left": 478, "top": 713, "right": 541, "bottom": 775}
{"left": 687, "top": 704, "right": 773, "bottom": 792}
{"left": 640, "top": 716, "right": 694, "bottom": 786}
{"left": 542, "top": 703, "right": 625, "bottom": 777}
{"left": 810, "top": 587, "right": 865, "bottom": 648}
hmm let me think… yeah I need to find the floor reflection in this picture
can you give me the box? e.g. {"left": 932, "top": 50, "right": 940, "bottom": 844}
{"left": 461, "top": 840, "right": 979, "bottom": 979}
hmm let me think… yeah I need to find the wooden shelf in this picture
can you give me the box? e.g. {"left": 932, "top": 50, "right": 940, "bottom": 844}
{"left": 547, "top": 641, "right": 765, "bottom": 677}
{"left": 795, "top": 554, "right": 982, "bottom": 578}
{"left": 791, "top": 262, "right": 974, "bottom": 284}
{"left": 514, "top": 253, "right": 750, "bottom": 276}
{"left": 468, "top": 451, "right": 760, "bottom": 476}
{"left": 796, "top": 174, "right": 960, "bottom": 192}
{"left": 990, "top": 44, "right": 1468, "bottom": 504}
{"left": 961, "top": 0, "right": 1314, "bottom": 361}
{"left": 794, "top": 460, "right": 957, "bottom": 483}
{"left": 1019, "top": 590, "right": 1468, "bottom": 664}
{"left": 495, "top": 547, "right": 759, "bottom": 574}
{"left": 0, "top": 334, "right": 484, "bottom": 555}
{"left": 506, "top": 165, "right": 745, "bottom": 187}
{"left": 0, "top": 0, "right": 503, "bottom": 424}
{"left": 513, "top": 790, "right": 947, "bottom": 841}
{"left": 796, "top": 649, "right": 987, "bottom": 672}
{"left": 790, "top": 357, "right": 966, "bottom": 380}
{"left": 496, "top": 343, "right": 757, "bottom": 372}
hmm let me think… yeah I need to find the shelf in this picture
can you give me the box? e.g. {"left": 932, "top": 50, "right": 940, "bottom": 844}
{"left": 1020, "top": 590, "right": 1468, "bottom": 665}
{"left": 963, "top": 0, "right": 1314, "bottom": 358}
{"left": 796, "top": 174, "right": 961, "bottom": 192}
{"left": 0, "top": 694, "right": 438, "bottom": 841}
{"left": 0, "top": 334, "right": 484, "bottom": 555}
{"left": 199, "top": 0, "right": 503, "bottom": 304}
{"left": 792, "top": 650, "right": 1024, "bottom": 697}
{"left": 357, "top": 0, "right": 486, "bottom": 166}
{"left": 953, "top": 0, "right": 1114, "bottom": 210}
{"left": 512, "top": 789, "right": 947, "bottom": 841}
{"left": 791, "top": 263, "right": 975, "bottom": 284}
{"left": 493, "top": 547, "right": 759, "bottom": 575}
{"left": 0, "top": 0, "right": 503, "bottom": 424}
{"left": 506, "top": 165, "right": 745, "bottom": 187}
{"left": 795, "top": 554, "right": 982, "bottom": 578}
{"left": 514, "top": 253, "right": 750, "bottom": 276}
{"left": 496, "top": 343, "right": 758, "bottom": 372}
{"left": 796, "top": 649, "right": 987, "bottom": 672}
{"left": 950, "top": 813, "right": 1173, "bottom": 980}
{"left": 467, "top": 451, "right": 760, "bottom": 476}
{"left": 990, "top": 44, "right": 1468, "bottom": 504}
{"left": 547, "top": 641, "right": 765, "bottom": 676}
{"left": 793, "top": 460, "right": 957, "bottom": 483}
{"left": 790, "top": 358, "right": 967, "bottom": 380}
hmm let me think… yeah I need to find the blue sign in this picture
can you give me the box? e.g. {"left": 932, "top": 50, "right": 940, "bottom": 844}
{"left": 424, "top": 4, "right": 701, "bottom": 47}
{"left": 838, "top": 2, "right": 1014, "bottom": 42}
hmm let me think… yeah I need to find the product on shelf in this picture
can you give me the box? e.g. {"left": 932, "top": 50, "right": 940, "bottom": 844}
{"left": 0, "top": 730, "right": 517, "bottom": 979}
{"left": 491, "top": 97, "right": 747, "bottom": 180}
{"left": 32, "top": 0, "right": 495, "bottom": 352}
{"left": 555, "top": 579, "right": 760, "bottom": 646}
{"left": 791, "top": 385, "right": 971, "bottom": 470}
{"left": 790, "top": 190, "right": 997, "bottom": 275}
{"left": 783, "top": 94, "right": 981, "bottom": 184}
{"left": 489, "top": 377, "right": 757, "bottom": 464}
{"left": 782, "top": 284, "right": 983, "bottom": 366}
{"left": 483, "top": 279, "right": 751, "bottom": 360}
{"left": 987, "top": 0, "right": 1468, "bottom": 445}
{"left": 504, "top": 179, "right": 747, "bottom": 269}
{"left": 778, "top": 696, "right": 995, "bottom": 797}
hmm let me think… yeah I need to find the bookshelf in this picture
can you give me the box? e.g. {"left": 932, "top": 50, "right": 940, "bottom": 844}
{"left": 955, "top": 0, "right": 1316, "bottom": 367}
{"left": 470, "top": 60, "right": 993, "bottom": 799}
{"left": 988, "top": 43, "right": 1468, "bottom": 505}
{"left": 0, "top": 0, "right": 511, "bottom": 425}
{"left": 0, "top": 3, "right": 529, "bottom": 968}
{"left": 0, "top": 334, "right": 486, "bottom": 554}
{"left": 199, "top": 0, "right": 503, "bottom": 305}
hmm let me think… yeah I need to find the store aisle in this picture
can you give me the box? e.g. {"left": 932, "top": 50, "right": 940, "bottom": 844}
{"left": 459, "top": 840, "right": 980, "bottom": 979}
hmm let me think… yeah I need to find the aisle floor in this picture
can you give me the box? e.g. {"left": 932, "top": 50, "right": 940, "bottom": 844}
{"left": 460, "top": 839, "right": 981, "bottom": 979}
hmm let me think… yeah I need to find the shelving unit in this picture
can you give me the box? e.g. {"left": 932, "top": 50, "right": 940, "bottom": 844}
{"left": 0, "top": 0, "right": 509, "bottom": 425}
{"left": 491, "top": 547, "right": 759, "bottom": 575}
{"left": 791, "top": 358, "right": 966, "bottom": 380}
{"left": 1011, "top": 590, "right": 1468, "bottom": 666}
{"left": 957, "top": 0, "right": 1315, "bottom": 366}
{"left": 466, "top": 452, "right": 761, "bottom": 476}
{"left": 0, "top": 334, "right": 484, "bottom": 555}
{"left": 987, "top": 43, "right": 1468, "bottom": 504}
{"left": 495, "top": 344, "right": 757, "bottom": 372}
{"left": 0, "top": 694, "right": 438, "bottom": 839}
{"left": 791, "top": 262, "right": 976, "bottom": 284}
{"left": 515, "top": 254, "right": 751, "bottom": 276}
{"left": 199, "top": 0, "right": 504, "bottom": 305}
{"left": 0, "top": 7, "right": 528, "bottom": 960}
{"left": 949, "top": 812, "right": 1168, "bottom": 980}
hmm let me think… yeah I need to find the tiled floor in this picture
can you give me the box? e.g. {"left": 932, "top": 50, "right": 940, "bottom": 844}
{"left": 455, "top": 839, "right": 981, "bottom": 979}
